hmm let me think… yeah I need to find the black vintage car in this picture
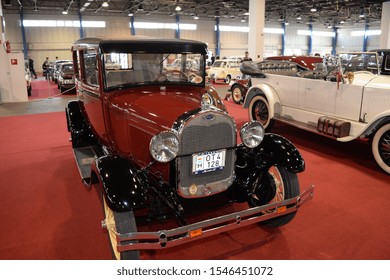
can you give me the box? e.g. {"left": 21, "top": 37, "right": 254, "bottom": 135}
{"left": 66, "top": 37, "right": 314, "bottom": 259}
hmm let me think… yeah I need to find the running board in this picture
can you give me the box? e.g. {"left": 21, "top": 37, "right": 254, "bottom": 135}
{"left": 274, "top": 116, "right": 319, "bottom": 133}
{"left": 111, "top": 185, "right": 315, "bottom": 252}
{"left": 72, "top": 146, "right": 97, "bottom": 183}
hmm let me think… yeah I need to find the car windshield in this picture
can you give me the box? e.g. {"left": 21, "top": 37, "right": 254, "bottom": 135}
{"left": 339, "top": 53, "right": 379, "bottom": 74}
{"left": 62, "top": 65, "right": 74, "bottom": 73}
{"left": 103, "top": 52, "right": 205, "bottom": 90}
{"left": 212, "top": 61, "right": 225, "bottom": 68}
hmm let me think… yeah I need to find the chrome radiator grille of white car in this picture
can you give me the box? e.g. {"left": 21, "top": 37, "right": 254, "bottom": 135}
{"left": 176, "top": 111, "right": 236, "bottom": 198}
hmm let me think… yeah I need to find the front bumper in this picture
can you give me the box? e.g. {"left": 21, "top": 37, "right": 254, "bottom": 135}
{"left": 111, "top": 185, "right": 314, "bottom": 252}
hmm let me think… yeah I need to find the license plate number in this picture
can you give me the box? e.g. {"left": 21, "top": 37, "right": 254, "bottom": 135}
{"left": 192, "top": 150, "right": 226, "bottom": 175}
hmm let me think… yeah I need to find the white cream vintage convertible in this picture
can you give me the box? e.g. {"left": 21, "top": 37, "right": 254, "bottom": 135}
{"left": 242, "top": 51, "right": 390, "bottom": 174}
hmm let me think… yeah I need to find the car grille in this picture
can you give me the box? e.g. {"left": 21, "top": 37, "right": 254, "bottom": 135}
{"left": 176, "top": 111, "right": 236, "bottom": 198}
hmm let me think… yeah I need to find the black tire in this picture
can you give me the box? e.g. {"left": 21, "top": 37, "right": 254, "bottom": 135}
{"left": 27, "top": 86, "right": 32, "bottom": 96}
{"left": 60, "top": 86, "right": 64, "bottom": 93}
{"left": 248, "top": 95, "right": 275, "bottom": 130}
{"left": 231, "top": 85, "right": 244, "bottom": 104}
{"left": 103, "top": 196, "right": 140, "bottom": 260}
{"left": 372, "top": 123, "right": 390, "bottom": 175}
{"left": 248, "top": 166, "right": 300, "bottom": 227}
{"left": 224, "top": 75, "right": 231, "bottom": 84}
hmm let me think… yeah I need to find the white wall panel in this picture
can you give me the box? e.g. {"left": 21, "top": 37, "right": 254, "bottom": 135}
{"left": 2, "top": 12, "right": 383, "bottom": 69}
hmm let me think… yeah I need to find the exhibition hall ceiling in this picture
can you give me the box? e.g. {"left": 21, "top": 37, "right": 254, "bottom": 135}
{"left": 1, "top": 0, "right": 387, "bottom": 27}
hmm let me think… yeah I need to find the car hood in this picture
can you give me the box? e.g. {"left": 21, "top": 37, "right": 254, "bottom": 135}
{"left": 109, "top": 86, "right": 204, "bottom": 130}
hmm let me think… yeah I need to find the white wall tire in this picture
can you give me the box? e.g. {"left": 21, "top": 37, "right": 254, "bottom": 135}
{"left": 103, "top": 196, "right": 140, "bottom": 260}
{"left": 248, "top": 95, "right": 274, "bottom": 130}
{"left": 372, "top": 123, "right": 390, "bottom": 175}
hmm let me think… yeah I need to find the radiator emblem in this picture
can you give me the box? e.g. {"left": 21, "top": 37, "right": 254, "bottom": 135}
{"left": 204, "top": 114, "right": 215, "bottom": 121}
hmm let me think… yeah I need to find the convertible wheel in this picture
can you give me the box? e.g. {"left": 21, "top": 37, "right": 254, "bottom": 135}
{"left": 224, "top": 75, "right": 231, "bottom": 84}
{"left": 249, "top": 166, "right": 300, "bottom": 227}
{"left": 231, "top": 85, "right": 243, "bottom": 104}
{"left": 248, "top": 95, "right": 274, "bottom": 130}
{"left": 103, "top": 196, "right": 140, "bottom": 260}
{"left": 372, "top": 123, "right": 390, "bottom": 175}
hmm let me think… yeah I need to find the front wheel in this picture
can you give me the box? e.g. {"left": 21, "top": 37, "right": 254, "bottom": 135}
{"left": 372, "top": 123, "right": 390, "bottom": 175}
{"left": 248, "top": 95, "right": 275, "bottom": 130}
{"left": 231, "top": 85, "right": 244, "bottom": 104}
{"left": 248, "top": 166, "right": 300, "bottom": 227}
{"left": 103, "top": 196, "right": 140, "bottom": 260}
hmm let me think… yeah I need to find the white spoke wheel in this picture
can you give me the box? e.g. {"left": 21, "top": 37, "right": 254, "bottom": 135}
{"left": 224, "top": 75, "right": 231, "bottom": 84}
{"left": 248, "top": 95, "right": 274, "bottom": 130}
{"left": 103, "top": 196, "right": 140, "bottom": 260}
{"left": 249, "top": 166, "right": 300, "bottom": 227}
{"left": 231, "top": 85, "right": 244, "bottom": 104}
{"left": 372, "top": 123, "right": 390, "bottom": 175}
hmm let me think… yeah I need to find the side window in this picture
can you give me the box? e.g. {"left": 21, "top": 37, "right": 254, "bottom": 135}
{"left": 72, "top": 51, "right": 80, "bottom": 79}
{"left": 83, "top": 50, "right": 99, "bottom": 87}
{"left": 385, "top": 56, "right": 390, "bottom": 71}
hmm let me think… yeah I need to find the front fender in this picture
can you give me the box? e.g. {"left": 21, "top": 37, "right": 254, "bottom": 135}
{"left": 242, "top": 84, "right": 281, "bottom": 118}
{"left": 258, "top": 133, "right": 305, "bottom": 173}
{"left": 93, "top": 155, "right": 147, "bottom": 212}
{"left": 229, "top": 134, "right": 304, "bottom": 202}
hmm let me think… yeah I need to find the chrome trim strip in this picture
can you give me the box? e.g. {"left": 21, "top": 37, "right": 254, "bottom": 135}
{"left": 112, "top": 185, "right": 314, "bottom": 252}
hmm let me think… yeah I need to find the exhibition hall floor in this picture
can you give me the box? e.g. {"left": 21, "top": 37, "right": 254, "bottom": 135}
{"left": 0, "top": 80, "right": 389, "bottom": 260}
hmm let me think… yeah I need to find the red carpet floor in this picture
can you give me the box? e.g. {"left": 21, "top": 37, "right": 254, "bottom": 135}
{"left": 28, "top": 79, "right": 75, "bottom": 100}
{"left": 0, "top": 100, "right": 389, "bottom": 260}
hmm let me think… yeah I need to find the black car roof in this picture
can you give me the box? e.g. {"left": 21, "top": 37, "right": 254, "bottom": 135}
{"left": 72, "top": 36, "right": 208, "bottom": 54}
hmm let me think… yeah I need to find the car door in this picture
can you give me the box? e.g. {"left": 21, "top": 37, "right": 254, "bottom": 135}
{"left": 78, "top": 49, "right": 107, "bottom": 140}
{"left": 303, "top": 78, "right": 337, "bottom": 116}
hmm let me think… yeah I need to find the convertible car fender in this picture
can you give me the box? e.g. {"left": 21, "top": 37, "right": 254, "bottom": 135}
{"left": 356, "top": 110, "right": 390, "bottom": 140}
{"left": 242, "top": 83, "right": 281, "bottom": 118}
{"left": 92, "top": 155, "right": 147, "bottom": 212}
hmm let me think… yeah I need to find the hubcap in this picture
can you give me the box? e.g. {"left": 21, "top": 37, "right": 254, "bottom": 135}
{"left": 232, "top": 88, "right": 242, "bottom": 101}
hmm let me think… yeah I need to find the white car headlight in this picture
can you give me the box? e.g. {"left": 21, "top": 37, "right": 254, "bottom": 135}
{"left": 240, "top": 121, "right": 265, "bottom": 148}
{"left": 149, "top": 131, "right": 179, "bottom": 162}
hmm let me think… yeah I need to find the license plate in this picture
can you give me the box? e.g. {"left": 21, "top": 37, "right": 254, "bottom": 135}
{"left": 192, "top": 150, "right": 226, "bottom": 175}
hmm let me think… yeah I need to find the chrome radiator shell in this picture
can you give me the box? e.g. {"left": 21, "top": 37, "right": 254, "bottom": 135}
{"left": 175, "top": 109, "right": 236, "bottom": 198}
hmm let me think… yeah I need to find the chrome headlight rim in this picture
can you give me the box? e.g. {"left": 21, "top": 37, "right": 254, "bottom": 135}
{"left": 240, "top": 121, "right": 265, "bottom": 148}
{"left": 149, "top": 131, "right": 180, "bottom": 163}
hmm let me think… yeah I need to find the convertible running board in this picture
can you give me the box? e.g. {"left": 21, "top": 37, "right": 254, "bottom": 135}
{"left": 109, "top": 185, "right": 315, "bottom": 252}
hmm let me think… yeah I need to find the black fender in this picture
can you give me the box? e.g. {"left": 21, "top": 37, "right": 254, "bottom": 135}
{"left": 228, "top": 133, "right": 304, "bottom": 202}
{"left": 65, "top": 100, "right": 95, "bottom": 148}
{"left": 93, "top": 155, "right": 147, "bottom": 212}
{"left": 258, "top": 133, "right": 305, "bottom": 173}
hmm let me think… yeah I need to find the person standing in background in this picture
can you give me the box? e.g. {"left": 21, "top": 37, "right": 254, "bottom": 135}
{"left": 42, "top": 57, "right": 50, "bottom": 79}
{"left": 28, "top": 56, "right": 38, "bottom": 79}
{"left": 241, "top": 51, "right": 252, "bottom": 62}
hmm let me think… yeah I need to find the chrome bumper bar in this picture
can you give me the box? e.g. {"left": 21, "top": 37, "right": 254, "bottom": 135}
{"left": 114, "top": 185, "right": 314, "bottom": 252}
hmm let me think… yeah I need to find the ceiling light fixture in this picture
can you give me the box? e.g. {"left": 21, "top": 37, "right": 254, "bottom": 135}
{"left": 296, "top": 15, "right": 302, "bottom": 20}
{"left": 194, "top": 15, "right": 199, "bottom": 20}
{"left": 62, "top": 9, "right": 68, "bottom": 15}
{"left": 128, "top": 13, "right": 134, "bottom": 17}
{"left": 102, "top": 2, "right": 109, "bottom": 7}
{"left": 310, "top": 7, "right": 317, "bottom": 12}
{"left": 175, "top": 0, "right": 182, "bottom": 11}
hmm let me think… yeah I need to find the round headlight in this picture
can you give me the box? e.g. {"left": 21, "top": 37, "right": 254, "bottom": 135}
{"left": 149, "top": 131, "right": 179, "bottom": 163}
{"left": 240, "top": 121, "right": 265, "bottom": 148}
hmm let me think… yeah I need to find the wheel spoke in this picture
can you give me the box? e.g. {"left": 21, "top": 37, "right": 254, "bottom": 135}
{"left": 379, "top": 131, "right": 390, "bottom": 165}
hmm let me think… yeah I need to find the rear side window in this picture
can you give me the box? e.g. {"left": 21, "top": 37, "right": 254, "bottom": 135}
{"left": 83, "top": 50, "right": 99, "bottom": 87}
